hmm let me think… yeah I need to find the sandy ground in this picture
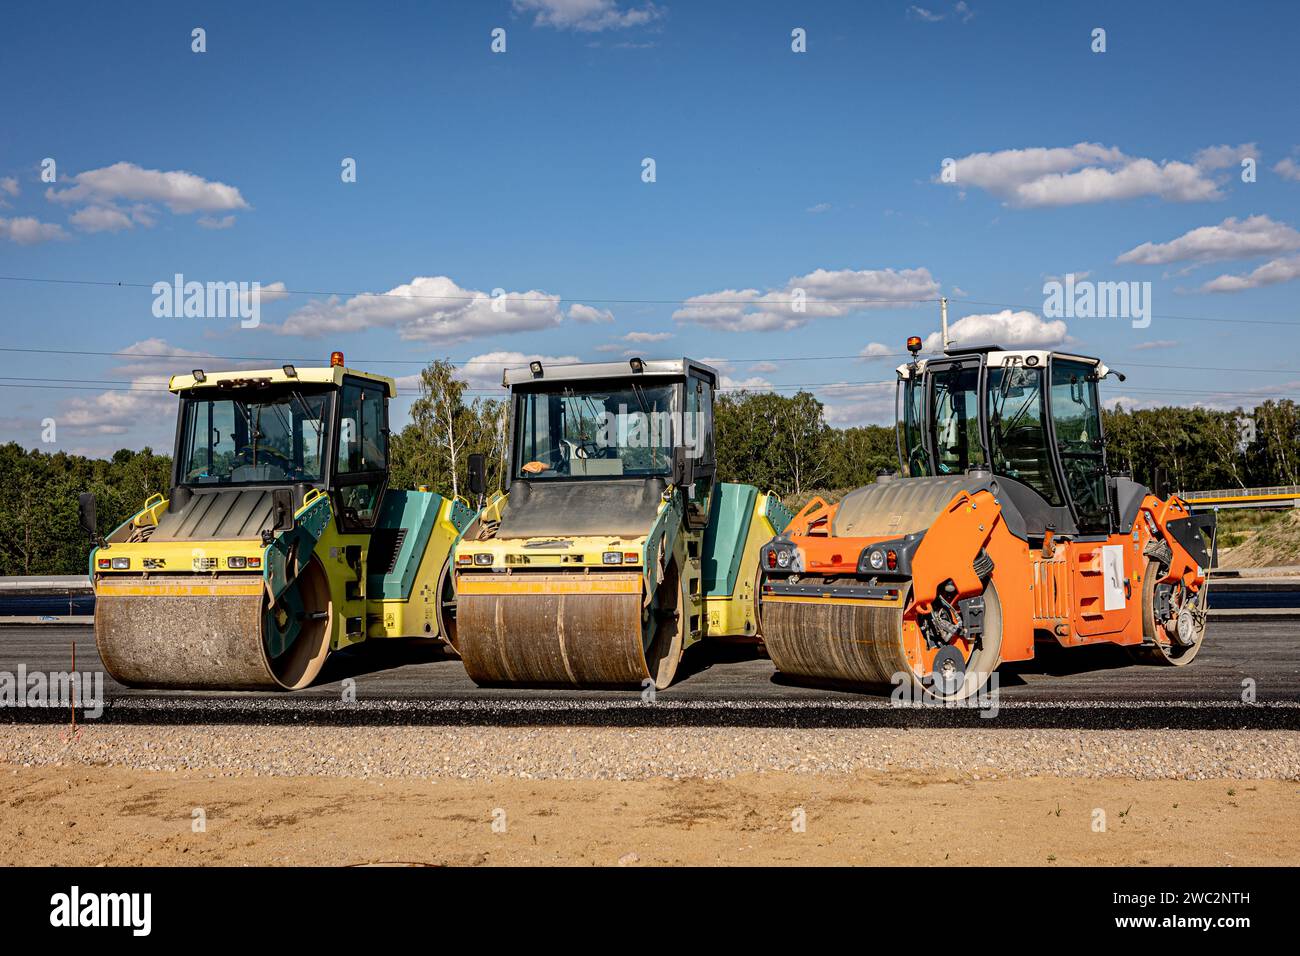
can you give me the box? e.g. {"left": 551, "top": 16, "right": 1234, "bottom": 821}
{"left": 3, "top": 763, "right": 1297, "bottom": 866}
{"left": 2, "top": 724, "right": 1298, "bottom": 866}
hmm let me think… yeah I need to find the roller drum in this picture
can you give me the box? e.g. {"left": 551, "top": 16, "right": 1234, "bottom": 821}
{"left": 456, "top": 571, "right": 688, "bottom": 688}
{"left": 94, "top": 568, "right": 331, "bottom": 690}
{"left": 762, "top": 594, "right": 907, "bottom": 687}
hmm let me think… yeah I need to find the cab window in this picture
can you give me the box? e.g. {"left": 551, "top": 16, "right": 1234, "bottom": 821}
{"left": 898, "top": 376, "right": 929, "bottom": 476}
{"left": 1050, "top": 360, "right": 1108, "bottom": 533}
{"left": 929, "top": 362, "right": 985, "bottom": 474}
{"left": 334, "top": 380, "right": 388, "bottom": 526}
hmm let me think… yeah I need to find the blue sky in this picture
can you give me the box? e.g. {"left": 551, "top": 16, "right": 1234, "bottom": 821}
{"left": 2, "top": 0, "right": 1299, "bottom": 455}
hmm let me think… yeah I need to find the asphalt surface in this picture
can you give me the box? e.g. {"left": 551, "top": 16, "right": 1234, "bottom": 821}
{"left": 0, "top": 617, "right": 1297, "bottom": 728}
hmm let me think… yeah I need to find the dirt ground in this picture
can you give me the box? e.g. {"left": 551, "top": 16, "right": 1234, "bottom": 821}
{"left": 3, "top": 762, "right": 1296, "bottom": 866}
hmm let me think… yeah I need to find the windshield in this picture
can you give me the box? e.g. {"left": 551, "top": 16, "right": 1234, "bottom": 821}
{"left": 178, "top": 388, "right": 331, "bottom": 485}
{"left": 986, "top": 364, "right": 1063, "bottom": 506}
{"left": 514, "top": 381, "right": 678, "bottom": 479}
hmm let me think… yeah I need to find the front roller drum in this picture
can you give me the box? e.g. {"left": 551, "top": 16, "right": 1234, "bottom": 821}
{"left": 762, "top": 581, "right": 1003, "bottom": 700}
{"left": 455, "top": 570, "right": 684, "bottom": 689}
{"left": 94, "top": 562, "right": 332, "bottom": 690}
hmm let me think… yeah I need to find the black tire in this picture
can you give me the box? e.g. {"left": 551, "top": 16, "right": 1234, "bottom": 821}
{"left": 1128, "top": 557, "right": 1205, "bottom": 666}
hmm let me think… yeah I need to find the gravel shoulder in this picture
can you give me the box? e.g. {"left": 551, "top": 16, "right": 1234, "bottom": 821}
{"left": 3, "top": 725, "right": 1298, "bottom": 865}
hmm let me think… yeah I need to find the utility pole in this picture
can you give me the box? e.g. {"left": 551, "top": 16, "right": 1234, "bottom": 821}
{"left": 940, "top": 296, "right": 952, "bottom": 353}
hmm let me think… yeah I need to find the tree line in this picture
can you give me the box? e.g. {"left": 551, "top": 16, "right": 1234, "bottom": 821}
{"left": 1, "top": 362, "right": 1296, "bottom": 576}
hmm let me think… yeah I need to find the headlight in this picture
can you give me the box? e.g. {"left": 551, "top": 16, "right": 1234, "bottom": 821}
{"left": 776, "top": 550, "right": 791, "bottom": 568}
{"left": 473, "top": 553, "right": 493, "bottom": 566}
{"left": 602, "top": 551, "right": 623, "bottom": 564}
{"left": 227, "top": 556, "right": 247, "bottom": 569}
{"left": 868, "top": 550, "right": 885, "bottom": 570}
{"left": 110, "top": 557, "right": 130, "bottom": 570}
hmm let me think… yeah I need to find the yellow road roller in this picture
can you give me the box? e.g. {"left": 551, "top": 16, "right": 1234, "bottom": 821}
{"left": 81, "top": 353, "right": 473, "bottom": 689}
{"left": 448, "top": 357, "right": 792, "bottom": 689}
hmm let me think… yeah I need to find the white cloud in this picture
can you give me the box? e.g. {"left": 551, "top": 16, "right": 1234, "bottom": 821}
{"left": 0, "top": 215, "right": 67, "bottom": 244}
{"left": 1131, "top": 339, "right": 1179, "bottom": 351}
{"left": 908, "top": 5, "right": 946, "bottom": 21}
{"left": 68, "top": 201, "right": 161, "bottom": 233}
{"left": 0, "top": 177, "right": 17, "bottom": 197}
{"left": 1200, "top": 255, "right": 1300, "bottom": 293}
{"left": 821, "top": 382, "right": 898, "bottom": 426}
{"left": 939, "top": 143, "right": 1223, "bottom": 207}
{"left": 69, "top": 204, "right": 133, "bottom": 233}
{"left": 908, "top": 2, "right": 975, "bottom": 22}
{"left": 106, "top": 339, "right": 219, "bottom": 380}
{"left": 513, "top": 0, "right": 662, "bottom": 32}
{"left": 243, "top": 281, "right": 290, "bottom": 313}
{"left": 622, "top": 330, "right": 673, "bottom": 343}
{"left": 455, "top": 351, "right": 581, "bottom": 390}
{"left": 198, "top": 215, "right": 236, "bottom": 230}
{"left": 1193, "top": 143, "right": 1259, "bottom": 170}
{"left": 47, "top": 162, "right": 249, "bottom": 225}
{"left": 593, "top": 343, "right": 626, "bottom": 353}
{"left": 858, "top": 342, "right": 899, "bottom": 360}
{"left": 274, "top": 275, "right": 573, "bottom": 344}
{"left": 57, "top": 339, "right": 220, "bottom": 438}
{"left": 1117, "top": 215, "right": 1300, "bottom": 265}
{"left": 61, "top": 384, "right": 174, "bottom": 437}
{"left": 749, "top": 361, "right": 778, "bottom": 374}
{"left": 674, "top": 266, "right": 940, "bottom": 333}
{"left": 1274, "top": 156, "right": 1300, "bottom": 182}
{"left": 929, "top": 309, "right": 1068, "bottom": 351}
{"left": 807, "top": 202, "right": 832, "bottom": 213}
{"left": 699, "top": 357, "right": 774, "bottom": 391}
{"left": 568, "top": 303, "right": 614, "bottom": 323}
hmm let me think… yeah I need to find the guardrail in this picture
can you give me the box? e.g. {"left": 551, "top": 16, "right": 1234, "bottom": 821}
{"left": 1178, "top": 485, "right": 1300, "bottom": 509}
{"left": 0, "top": 576, "right": 93, "bottom": 622}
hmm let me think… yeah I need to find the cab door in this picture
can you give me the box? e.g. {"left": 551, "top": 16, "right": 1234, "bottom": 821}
{"left": 1049, "top": 358, "right": 1132, "bottom": 639}
{"left": 683, "top": 372, "right": 716, "bottom": 529}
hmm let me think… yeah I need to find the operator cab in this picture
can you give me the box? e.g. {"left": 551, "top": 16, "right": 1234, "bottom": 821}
{"left": 503, "top": 357, "right": 718, "bottom": 527}
{"left": 896, "top": 340, "right": 1118, "bottom": 537}
{"left": 168, "top": 353, "right": 392, "bottom": 532}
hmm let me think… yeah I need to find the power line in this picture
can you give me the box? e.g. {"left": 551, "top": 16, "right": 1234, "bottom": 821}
{"left": 3, "top": 273, "right": 1298, "bottom": 326}
{"left": 0, "top": 275, "right": 939, "bottom": 309}
{"left": 6, "top": 343, "right": 1300, "bottom": 382}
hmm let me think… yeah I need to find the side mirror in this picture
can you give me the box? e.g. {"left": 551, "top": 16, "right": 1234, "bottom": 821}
{"left": 78, "top": 492, "right": 98, "bottom": 542}
{"left": 271, "top": 488, "right": 295, "bottom": 533}
{"left": 671, "top": 446, "right": 695, "bottom": 490}
{"left": 467, "top": 453, "right": 487, "bottom": 497}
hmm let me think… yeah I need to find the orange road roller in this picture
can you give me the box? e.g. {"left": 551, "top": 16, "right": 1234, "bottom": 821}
{"left": 759, "top": 338, "right": 1216, "bottom": 700}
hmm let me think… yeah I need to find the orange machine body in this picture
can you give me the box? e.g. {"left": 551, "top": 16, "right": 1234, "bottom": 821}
{"left": 763, "top": 488, "right": 1207, "bottom": 667}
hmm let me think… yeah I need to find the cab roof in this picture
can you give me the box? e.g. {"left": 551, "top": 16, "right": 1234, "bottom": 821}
{"left": 501, "top": 357, "right": 719, "bottom": 388}
{"left": 897, "top": 349, "right": 1108, "bottom": 379}
{"left": 168, "top": 366, "right": 397, "bottom": 397}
